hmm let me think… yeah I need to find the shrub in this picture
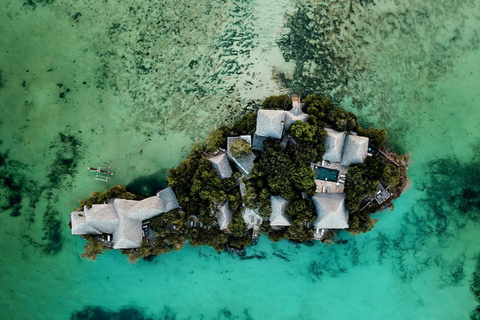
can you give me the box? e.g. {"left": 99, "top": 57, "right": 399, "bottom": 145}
{"left": 262, "top": 94, "right": 291, "bottom": 110}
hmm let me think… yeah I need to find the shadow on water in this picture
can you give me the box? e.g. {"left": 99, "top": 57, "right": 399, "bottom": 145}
{"left": 126, "top": 168, "right": 168, "bottom": 196}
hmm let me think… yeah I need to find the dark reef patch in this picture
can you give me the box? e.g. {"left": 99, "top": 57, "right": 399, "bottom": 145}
{"left": 420, "top": 157, "right": 480, "bottom": 227}
{"left": 70, "top": 306, "right": 153, "bottom": 320}
{"left": 0, "top": 132, "right": 84, "bottom": 254}
{"left": 70, "top": 305, "right": 256, "bottom": 320}
{"left": 41, "top": 204, "right": 63, "bottom": 254}
{"left": 23, "top": 0, "right": 54, "bottom": 10}
{"left": 240, "top": 251, "right": 267, "bottom": 260}
{"left": 368, "top": 156, "right": 480, "bottom": 284}
{"left": 46, "top": 133, "right": 83, "bottom": 188}
{"left": 471, "top": 253, "right": 480, "bottom": 319}
{"left": 38, "top": 132, "right": 84, "bottom": 253}
{"left": 277, "top": 5, "right": 343, "bottom": 96}
{"left": 0, "top": 150, "right": 34, "bottom": 217}
{"left": 0, "top": 69, "right": 5, "bottom": 89}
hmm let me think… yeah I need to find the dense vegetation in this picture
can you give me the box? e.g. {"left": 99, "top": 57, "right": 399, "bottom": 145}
{"left": 75, "top": 94, "right": 407, "bottom": 262}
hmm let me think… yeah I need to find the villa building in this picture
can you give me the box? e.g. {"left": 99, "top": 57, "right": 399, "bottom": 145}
{"left": 242, "top": 207, "right": 263, "bottom": 230}
{"left": 269, "top": 196, "right": 290, "bottom": 228}
{"left": 208, "top": 153, "right": 233, "bottom": 179}
{"left": 205, "top": 95, "right": 373, "bottom": 240}
{"left": 70, "top": 187, "right": 180, "bottom": 249}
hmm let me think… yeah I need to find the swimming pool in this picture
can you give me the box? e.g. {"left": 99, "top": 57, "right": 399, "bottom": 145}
{"left": 315, "top": 167, "right": 339, "bottom": 182}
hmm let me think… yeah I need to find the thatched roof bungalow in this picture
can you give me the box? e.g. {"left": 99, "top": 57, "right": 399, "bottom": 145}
{"left": 255, "top": 110, "right": 285, "bottom": 139}
{"left": 323, "top": 128, "right": 346, "bottom": 163}
{"left": 312, "top": 193, "right": 349, "bottom": 229}
{"left": 340, "top": 135, "right": 369, "bottom": 167}
{"left": 208, "top": 153, "right": 233, "bottom": 179}
{"left": 71, "top": 187, "right": 181, "bottom": 249}
{"left": 242, "top": 207, "right": 263, "bottom": 230}
{"left": 269, "top": 196, "right": 290, "bottom": 227}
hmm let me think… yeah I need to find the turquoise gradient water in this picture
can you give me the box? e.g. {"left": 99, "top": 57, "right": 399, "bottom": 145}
{"left": 0, "top": 0, "right": 479, "bottom": 319}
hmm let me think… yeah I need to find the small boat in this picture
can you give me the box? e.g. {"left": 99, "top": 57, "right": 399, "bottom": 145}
{"left": 87, "top": 167, "right": 114, "bottom": 175}
{"left": 87, "top": 161, "right": 114, "bottom": 182}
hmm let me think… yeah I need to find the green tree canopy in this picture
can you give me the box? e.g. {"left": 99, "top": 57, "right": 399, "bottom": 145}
{"left": 228, "top": 211, "right": 248, "bottom": 237}
{"left": 382, "top": 163, "right": 400, "bottom": 187}
{"left": 357, "top": 126, "right": 387, "bottom": 149}
{"left": 291, "top": 167, "right": 315, "bottom": 194}
{"left": 327, "top": 108, "right": 358, "bottom": 132}
{"left": 262, "top": 94, "right": 291, "bottom": 110}
{"left": 230, "top": 138, "right": 251, "bottom": 158}
{"left": 232, "top": 111, "right": 256, "bottom": 135}
{"left": 289, "top": 120, "right": 318, "bottom": 145}
{"left": 303, "top": 94, "right": 333, "bottom": 120}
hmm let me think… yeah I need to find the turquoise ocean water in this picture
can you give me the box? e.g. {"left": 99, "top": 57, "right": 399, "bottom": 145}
{"left": 0, "top": 0, "right": 479, "bottom": 319}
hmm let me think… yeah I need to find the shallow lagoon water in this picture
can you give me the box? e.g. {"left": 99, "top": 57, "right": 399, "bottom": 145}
{"left": 0, "top": 0, "right": 479, "bottom": 319}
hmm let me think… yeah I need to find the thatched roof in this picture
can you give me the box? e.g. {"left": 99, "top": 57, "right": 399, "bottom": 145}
{"left": 284, "top": 105, "right": 309, "bottom": 130}
{"left": 255, "top": 110, "right": 285, "bottom": 139}
{"left": 312, "top": 193, "right": 349, "bottom": 229}
{"left": 72, "top": 187, "right": 182, "bottom": 249}
{"left": 227, "top": 136, "right": 256, "bottom": 178}
{"left": 208, "top": 153, "right": 233, "bottom": 179}
{"left": 269, "top": 196, "right": 291, "bottom": 227}
{"left": 112, "top": 217, "right": 143, "bottom": 249}
{"left": 323, "top": 128, "right": 346, "bottom": 163}
{"left": 243, "top": 207, "right": 263, "bottom": 230}
{"left": 341, "top": 135, "right": 369, "bottom": 166}
{"left": 124, "top": 197, "right": 163, "bottom": 221}
{"left": 216, "top": 202, "right": 233, "bottom": 231}
{"left": 157, "top": 187, "right": 181, "bottom": 213}
{"left": 113, "top": 199, "right": 137, "bottom": 216}
{"left": 84, "top": 204, "right": 119, "bottom": 234}
{"left": 70, "top": 211, "right": 102, "bottom": 235}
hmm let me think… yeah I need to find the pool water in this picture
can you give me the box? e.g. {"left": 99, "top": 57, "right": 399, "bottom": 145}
{"left": 315, "top": 167, "right": 339, "bottom": 181}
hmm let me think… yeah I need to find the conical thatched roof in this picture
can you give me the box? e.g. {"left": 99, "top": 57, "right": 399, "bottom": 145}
{"left": 341, "top": 135, "right": 369, "bottom": 166}
{"left": 255, "top": 110, "right": 285, "bottom": 139}
{"left": 323, "top": 128, "right": 346, "bottom": 163}
{"left": 269, "top": 196, "right": 290, "bottom": 227}
{"left": 208, "top": 153, "right": 233, "bottom": 179}
{"left": 312, "top": 193, "right": 349, "bottom": 229}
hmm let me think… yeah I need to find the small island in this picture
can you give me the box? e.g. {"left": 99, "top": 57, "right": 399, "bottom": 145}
{"left": 70, "top": 94, "right": 408, "bottom": 263}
